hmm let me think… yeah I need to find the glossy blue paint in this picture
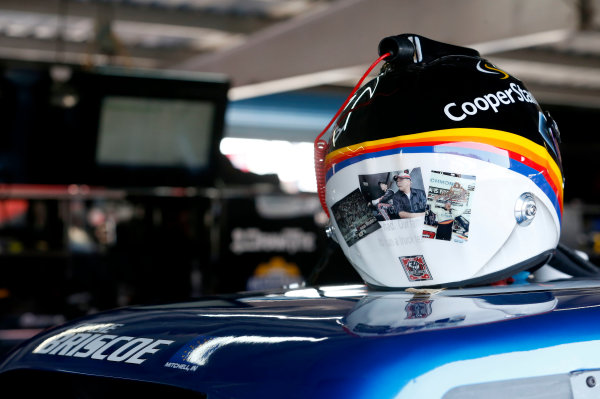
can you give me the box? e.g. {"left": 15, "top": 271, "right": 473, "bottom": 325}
{"left": 3, "top": 281, "right": 600, "bottom": 398}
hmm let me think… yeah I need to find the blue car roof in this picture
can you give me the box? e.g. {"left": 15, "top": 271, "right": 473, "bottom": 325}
{"left": 3, "top": 280, "right": 600, "bottom": 398}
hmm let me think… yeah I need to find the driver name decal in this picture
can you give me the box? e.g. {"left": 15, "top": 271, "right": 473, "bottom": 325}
{"left": 32, "top": 323, "right": 174, "bottom": 365}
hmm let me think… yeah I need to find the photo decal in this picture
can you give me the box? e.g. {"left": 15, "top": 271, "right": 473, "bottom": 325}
{"left": 358, "top": 168, "right": 427, "bottom": 222}
{"left": 423, "top": 170, "right": 475, "bottom": 243}
{"left": 331, "top": 188, "right": 381, "bottom": 247}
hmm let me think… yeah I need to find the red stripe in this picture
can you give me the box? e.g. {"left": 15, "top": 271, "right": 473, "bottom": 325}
{"left": 326, "top": 141, "right": 562, "bottom": 214}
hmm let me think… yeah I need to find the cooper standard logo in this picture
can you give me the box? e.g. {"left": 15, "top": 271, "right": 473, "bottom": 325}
{"left": 399, "top": 255, "right": 432, "bottom": 281}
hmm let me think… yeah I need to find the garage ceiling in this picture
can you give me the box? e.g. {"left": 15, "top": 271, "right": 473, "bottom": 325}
{"left": 0, "top": 0, "right": 599, "bottom": 107}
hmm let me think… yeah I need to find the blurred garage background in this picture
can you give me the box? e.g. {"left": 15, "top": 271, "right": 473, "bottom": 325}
{"left": 0, "top": 0, "right": 599, "bottom": 353}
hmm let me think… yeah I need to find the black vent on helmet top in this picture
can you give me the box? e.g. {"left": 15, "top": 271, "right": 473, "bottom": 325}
{"left": 378, "top": 34, "right": 480, "bottom": 65}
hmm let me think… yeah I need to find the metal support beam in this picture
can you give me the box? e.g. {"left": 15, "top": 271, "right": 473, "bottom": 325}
{"left": 173, "top": 0, "right": 576, "bottom": 94}
{"left": 0, "top": 0, "right": 277, "bottom": 34}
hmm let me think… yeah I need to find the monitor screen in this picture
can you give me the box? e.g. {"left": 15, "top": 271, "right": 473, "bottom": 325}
{"left": 0, "top": 62, "right": 229, "bottom": 187}
{"left": 97, "top": 96, "right": 215, "bottom": 169}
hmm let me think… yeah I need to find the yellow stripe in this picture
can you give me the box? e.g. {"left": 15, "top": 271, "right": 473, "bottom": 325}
{"left": 326, "top": 128, "right": 563, "bottom": 197}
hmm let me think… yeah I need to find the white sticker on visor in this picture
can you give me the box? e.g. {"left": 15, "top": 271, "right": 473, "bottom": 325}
{"left": 422, "top": 170, "right": 476, "bottom": 243}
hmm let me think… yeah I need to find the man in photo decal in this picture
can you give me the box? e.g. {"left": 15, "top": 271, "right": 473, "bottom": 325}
{"left": 392, "top": 173, "right": 427, "bottom": 218}
{"left": 371, "top": 181, "right": 395, "bottom": 220}
{"left": 430, "top": 199, "right": 462, "bottom": 241}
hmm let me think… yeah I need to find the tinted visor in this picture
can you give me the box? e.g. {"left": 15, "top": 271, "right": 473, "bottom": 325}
{"left": 539, "top": 111, "right": 563, "bottom": 175}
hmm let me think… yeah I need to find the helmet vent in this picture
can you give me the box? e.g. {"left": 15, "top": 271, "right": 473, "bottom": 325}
{"left": 378, "top": 34, "right": 479, "bottom": 65}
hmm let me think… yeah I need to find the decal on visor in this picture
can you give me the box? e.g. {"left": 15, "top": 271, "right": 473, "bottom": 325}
{"left": 400, "top": 255, "right": 432, "bottom": 281}
{"left": 331, "top": 188, "right": 381, "bottom": 247}
{"left": 358, "top": 168, "right": 426, "bottom": 222}
{"left": 423, "top": 171, "right": 476, "bottom": 243}
{"left": 325, "top": 128, "right": 563, "bottom": 222}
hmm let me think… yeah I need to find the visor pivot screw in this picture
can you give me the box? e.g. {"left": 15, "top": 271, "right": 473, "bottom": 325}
{"left": 325, "top": 224, "right": 338, "bottom": 243}
{"left": 525, "top": 203, "right": 537, "bottom": 217}
{"left": 587, "top": 376, "right": 596, "bottom": 388}
{"left": 515, "top": 193, "right": 536, "bottom": 226}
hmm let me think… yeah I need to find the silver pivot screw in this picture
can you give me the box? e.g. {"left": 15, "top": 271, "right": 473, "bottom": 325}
{"left": 325, "top": 223, "right": 338, "bottom": 243}
{"left": 515, "top": 193, "right": 537, "bottom": 226}
{"left": 587, "top": 376, "right": 596, "bottom": 388}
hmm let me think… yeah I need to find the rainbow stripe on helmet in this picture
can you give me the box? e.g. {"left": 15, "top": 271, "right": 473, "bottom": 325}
{"left": 324, "top": 128, "right": 563, "bottom": 222}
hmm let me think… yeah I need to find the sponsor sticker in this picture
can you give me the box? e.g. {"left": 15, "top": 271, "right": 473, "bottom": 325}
{"left": 476, "top": 60, "right": 510, "bottom": 79}
{"left": 164, "top": 336, "right": 212, "bottom": 372}
{"left": 400, "top": 255, "right": 432, "bottom": 281}
{"left": 443, "top": 82, "right": 537, "bottom": 122}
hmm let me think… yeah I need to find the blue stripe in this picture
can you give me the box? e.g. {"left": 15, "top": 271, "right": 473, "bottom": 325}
{"left": 325, "top": 146, "right": 436, "bottom": 180}
{"left": 325, "top": 145, "right": 561, "bottom": 223}
{"left": 509, "top": 158, "right": 562, "bottom": 223}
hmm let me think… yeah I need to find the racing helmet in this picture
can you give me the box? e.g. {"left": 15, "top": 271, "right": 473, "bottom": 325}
{"left": 315, "top": 34, "right": 563, "bottom": 289}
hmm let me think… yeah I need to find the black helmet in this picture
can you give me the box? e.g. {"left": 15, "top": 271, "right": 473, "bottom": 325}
{"left": 316, "top": 34, "right": 563, "bottom": 288}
